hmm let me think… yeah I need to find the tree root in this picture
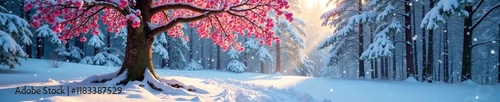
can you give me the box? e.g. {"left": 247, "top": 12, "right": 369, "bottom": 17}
{"left": 82, "top": 69, "right": 197, "bottom": 93}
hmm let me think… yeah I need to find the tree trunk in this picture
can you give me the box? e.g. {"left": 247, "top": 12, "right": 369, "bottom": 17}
{"left": 385, "top": 58, "right": 388, "bottom": 79}
{"left": 161, "top": 39, "right": 167, "bottom": 68}
{"left": 421, "top": 0, "right": 427, "bottom": 82}
{"left": 411, "top": 1, "right": 419, "bottom": 80}
{"left": 444, "top": 22, "right": 449, "bottom": 83}
{"left": 276, "top": 43, "right": 281, "bottom": 73}
{"left": 357, "top": 0, "right": 365, "bottom": 78}
{"left": 425, "top": 0, "right": 435, "bottom": 82}
{"left": 498, "top": 24, "right": 500, "bottom": 83}
{"left": 374, "top": 59, "right": 378, "bottom": 79}
{"left": 261, "top": 61, "right": 265, "bottom": 73}
{"left": 189, "top": 28, "right": 193, "bottom": 60}
{"left": 392, "top": 23, "right": 397, "bottom": 80}
{"left": 118, "top": 26, "right": 157, "bottom": 83}
{"left": 371, "top": 60, "right": 375, "bottom": 79}
{"left": 106, "top": 31, "right": 111, "bottom": 53}
{"left": 244, "top": 38, "right": 248, "bottom": 66}
{"left": 426, "top": 29, "right": 434, "bottom": 81}
{"left": 94, "top": 47, "right": 99, "bottom": 55}
{"left": 36, "top": 37, "right": 43, "bottom": 59}
{"left": 217, "top": 46, "right": 221, "bottom": 70}
{"left": 117, "top": 1, "right": 158, "bottom": 83}
{"left": 461, "top": 5, "right": 473, "bottom": 81}
{"left": 405, "top": 0, "right": 415, "bottom": 78}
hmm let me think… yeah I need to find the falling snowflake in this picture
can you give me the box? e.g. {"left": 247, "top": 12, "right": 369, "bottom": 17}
{"left": 34, "top": 74, "right": 37, "bottom": 77}
{"left": 475, "top": 96, "right": 479, "bottom": 100}
{"left": 329, "top": 89, "right": 333, "bottom": 92}
{"left": 491, "top": 50, "right": 496, "bottom": 54}
{"left": 412, "top": 35, "right": 418, "bottom": 41}
{"left": 473, "top": 38, "right": 477, "bottom": 41}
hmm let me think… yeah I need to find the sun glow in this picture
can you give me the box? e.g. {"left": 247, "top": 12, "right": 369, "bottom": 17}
{"left": 306, "top": 0, "right": 336, "bottom": 12}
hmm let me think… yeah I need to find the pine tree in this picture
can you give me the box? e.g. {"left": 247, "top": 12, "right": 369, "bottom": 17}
{"left": 421, "top": 0, "right": 500, "bottom": 81}
{"left": 80, "top": 29, "right": 122, "bottom": 67}
{"left": 153, "top": 32, "right": 168, "bottom": 68}
{"left": 320, "top": 0, "right": 373, "bottom": 78}
{"left": 0, "top": 5, "right": 32, "bottom": 69}
{"left": 226, "top": 48, "right": 246, "bottom": 73}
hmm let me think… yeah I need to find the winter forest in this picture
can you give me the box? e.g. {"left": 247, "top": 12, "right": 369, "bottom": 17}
{"left": 1, "top": 0, "right": 500, "bottom": 101}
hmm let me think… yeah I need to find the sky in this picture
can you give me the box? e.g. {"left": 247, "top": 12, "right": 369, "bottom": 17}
{"left": 296, "top": 0, "right": 335, "bottom": 55}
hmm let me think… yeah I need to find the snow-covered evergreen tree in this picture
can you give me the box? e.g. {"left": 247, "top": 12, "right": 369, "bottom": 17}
{"left": 153, "top": 32, "right": 168, "bottom": 65}
{"left": 184, "top": 60, "right": 203, "bottom": 71}
{"left": 35, "top": 25, "right": 61, "bottom": 44}
{"left": 80, "top": 30, "right": 122, "bottom": 67}
{"left": 167, "top": 36, "right": 188, "bottom": 69}
{"left": 54, "top": 45, "right": 83, "bottom": 62}
{"left": 226, "top": 48, "right": 246, "bottom": 73}
{"left": 270, "top": 6, "right": 313, "bottom": 75}
{"left": 244, "top": 37, "right": 273, "bottom": 73}
{"left": 319, "top": 0, "right": 376, "bottom": 78}
{"left": 0, "top": 31, "right": 27, "bottom": 69}
{"left": 0, "top": 5, "right": 31, "bottom": 68}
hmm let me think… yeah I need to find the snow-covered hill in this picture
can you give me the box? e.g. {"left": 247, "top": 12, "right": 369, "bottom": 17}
{"left": 0, "top": 59, "right": 499, "bottom": 102}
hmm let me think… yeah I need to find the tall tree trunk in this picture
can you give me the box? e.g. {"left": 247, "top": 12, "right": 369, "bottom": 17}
{"left": 217, "top": 46, "right": 221, "bottom": 70}
{"left": 421, "top": 0, "right": 427, "bottom": 82}
{"left": 209, "top": 43, "right": 213, "bottom": 69}
{"left": 161, "top": 37, "right": 168, "bottom": 68}
{"left": 461, "top": 5, "right": 473, "bottom": 81}
{"left": 426, "top": 0, "right": 435, "bottom": 82}
{"left": 405, "top": 0, "right": 415, "bottom": 78}
{"left": 261, "top": 61, "right": 265, "bottom": 73}
{"left": 118, "top": 1, "right": 158, "bottom": 83}
{"left": 411, "top": 1, "right": 419, "bottom": 79}
{"left": 426, "top": 28, "right": 434, "bottom": 81}
{"left": 276, "top": 43, "right": 281, "bottom": 73}
{"left": 201, "top": 39, "right": 205, "bottom": 68}
{"left": 386, "top": 57, "right": 390, "bottom": 80}
{"left": 382, "top": 58, "right": 387, "bottom": 79}
{"left": 189, "top": 28, "right": 193, "bottom": 60}
{"left": 370, "top": 26, "right": 375, "bottom": 79}
{"left": 244, "top": 38, "right": 248, "bottom": 66}
{"left": 371, "top": 60, "right": 375, "bottom": 79}
{"left": 94, "top": 47, "right": 99, "bottom": 56}
{"left": 357, "top": 0, "right": 365, "bottom": 78}
{"left": 36, "top": 37, "right": 43, "bottom": 59}
{"left": 107, "top": 32, "right": 111, "bottom": 52}
{"left": 392, "top": 23, "right": 397, "bottom": 80}
{"left": 444, "top": 22, "right": 449, "bottom": 83}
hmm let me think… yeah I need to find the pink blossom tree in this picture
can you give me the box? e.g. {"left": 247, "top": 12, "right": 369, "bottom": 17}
{"left": 25, "top": 0, "right": 292, "bottom": 89}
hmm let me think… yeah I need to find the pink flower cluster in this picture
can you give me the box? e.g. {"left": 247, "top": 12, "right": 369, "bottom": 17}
{"left": 26, "top": 0, "right": 292, "bottom": 52}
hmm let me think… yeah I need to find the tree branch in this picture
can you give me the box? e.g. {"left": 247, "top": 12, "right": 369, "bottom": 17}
{"left": 150, "top": 10, "right": 224, "bottom": 36}
{"left": 471, "top": 0, "right": 485, "bottom": 15}
{"left": 150, "top": 3, "right": 219, "bottom": 17}
{"left": 470, "top": 39, "right": 500, "bottom": 48}
{"left": 471, "top": 4, "right": 500, "bottom": 30}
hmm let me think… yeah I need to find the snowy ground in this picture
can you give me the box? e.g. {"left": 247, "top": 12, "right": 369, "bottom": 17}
{"left": 1, "top": 59, "right": 499, "bottom": 102}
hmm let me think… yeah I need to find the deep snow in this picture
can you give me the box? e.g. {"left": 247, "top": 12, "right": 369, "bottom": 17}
{"left": 0, "top": 59, "right": 499, "bottom": 102}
